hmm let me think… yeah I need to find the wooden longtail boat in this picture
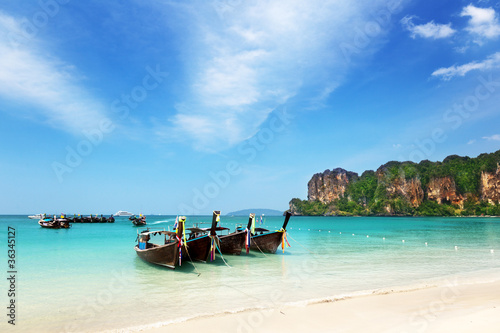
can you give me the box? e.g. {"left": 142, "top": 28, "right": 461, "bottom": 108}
{"left": 217, "top": 212, "right": 253, "bottom": 255}
{"left": 70, "top": 214, "right": 114, "bottom": 223}
{"left": 134, "top": 219, "right": 184, "bottom": 269}
{"left": 38, "top": 217, "right": 71, "bottom": 229}
{"left": 72, "top": 215, "right": 82, "bottom": 223}
{"left": 81, "top": 215, "right": 99, "bottom": 223}
{"left": 181, "top": 214, "right": 218, "bottom": 262}
{"left": 130, "top": 215, "right": 147, "bottom": 226}
{"left": 250, "top": 212, "right": 291, "bottom": 254}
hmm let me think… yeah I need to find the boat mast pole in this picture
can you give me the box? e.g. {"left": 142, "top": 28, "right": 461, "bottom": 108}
{"left": 246, "top": 214, "right": 253, "bottom": 229}
{"left": 210, "top": 211, "right": 220, "bottom": 236}
{"left": 281, "top": 211, "right": 292, "bottom": 230}
{"left": 177, "top": 217, "right": 185, "bottom": 237}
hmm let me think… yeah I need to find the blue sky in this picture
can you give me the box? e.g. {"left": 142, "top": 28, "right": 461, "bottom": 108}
{"left": 1, "top": 0, "right": 500, "bottom": 215}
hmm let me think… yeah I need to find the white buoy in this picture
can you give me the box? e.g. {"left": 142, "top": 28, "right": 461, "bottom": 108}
{"left": 319, "top": 230, "right": 321, "bottom": 232}
{"left": 308, "top": 229, "right": 310, "bottom": 231}
{"left": 328, "top": 231, "right": 331, "bottom": 233}
{"left": 367, "top": 235, "right": 369, "bottom": 238}
{"left": 352, "top": 233, "right": 355, "bottom": 236}
{"left": 402, "top": 240, "right": 405, "bottom": 243}
{"left": 491, "top": 249, "right": 494, "bottom": 254}
{"left": 455, "top": 246, "right": 458, "bottom": 250}
{"left": 425, "top": 242, "right": 428, "bottom": 246}
{"left": 383, "top": 237, "right": 385, "bottom": 240}
{"left": 299, "top": 228, "right": 301, "bottom": 230}
{"left": 339, "top": 232, "right": 342, "bottom": 234}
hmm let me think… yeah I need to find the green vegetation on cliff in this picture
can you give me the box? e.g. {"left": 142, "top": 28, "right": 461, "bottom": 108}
{"left": 290, "top": 150, "right": 500, "bottom": 216}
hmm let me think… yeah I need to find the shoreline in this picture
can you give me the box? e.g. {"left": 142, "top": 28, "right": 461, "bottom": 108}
{"left": 102, "top": 274, "right": 500, "bottom": 333}
{"left": 139, "top": 281, "right": 500, "bottom": 333}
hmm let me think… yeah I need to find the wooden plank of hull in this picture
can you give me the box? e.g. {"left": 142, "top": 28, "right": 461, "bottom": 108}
{"left": 135, "top": 243, "right": 179, "bottom": 269}
{"left": 250, "top": 231, "right": 284, "bottom": 254}
{"left": 181, "top": 235, "right": 212, "bottom": 262}
{"left": 219, "top": 231, "right": 246, "bottom": 255}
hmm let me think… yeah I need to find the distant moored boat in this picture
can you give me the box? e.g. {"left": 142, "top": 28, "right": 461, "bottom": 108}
{"left": 130, "top": 215, "right": 146, "bottom": 226}
{"left": 38, "top": 216, "right": 71, "bottom": 229}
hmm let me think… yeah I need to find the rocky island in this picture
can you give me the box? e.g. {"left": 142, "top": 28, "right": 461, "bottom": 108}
{"left": 288, "top": 150, "right": 500, "bottom": 216}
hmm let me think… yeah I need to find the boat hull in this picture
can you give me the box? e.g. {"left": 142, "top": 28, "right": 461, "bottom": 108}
{"left": 135, "top": 242, "right": 179, "bottom": 269}
{"left": 132, "top": 220, "right": 147, "bottom": 226}
{"left": 250, "top": 231, "right": 284, "bottom": 254}
{"left": 181, "top": 235, "right": 212, "bottom": 262}
{"left": 219, "top": 231, "right": 246, "bottom": 255}
{"left": 38, "top": 220, "right": 70, "bottom": 229}
{"left": 38, "top": 221, "right": 60, "bottom": 229}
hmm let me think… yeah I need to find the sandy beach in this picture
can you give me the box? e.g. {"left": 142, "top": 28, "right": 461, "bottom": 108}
{"left": 143, "top": 280, "right": 500, "bottom": 333}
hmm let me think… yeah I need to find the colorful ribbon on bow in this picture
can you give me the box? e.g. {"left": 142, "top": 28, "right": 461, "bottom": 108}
{"left": 176, "top": 235, "right": 182, "bottom": 266}
{"left": 209, "top": 235, "right": 219, "bottom": 261}
{"left": 245, "top": 228, "right": 251, "bottom": 254}
{"left": 175, "top": 216, "right": 186, "bottom": 266}
{"left": 281, "top": 229, "right": 291, "bottom": 253}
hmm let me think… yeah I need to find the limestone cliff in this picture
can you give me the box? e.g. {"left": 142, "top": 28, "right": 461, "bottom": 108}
{"left": 481, "top": 163, "right": 500, "bottom": 204}
{"left": 289, "top": 149, "right": 500, "bottom": 216}
{"left": 288, "top": 200, "right": 302, "bottom": 216}
{"left": 307, "top": 168, "right": 358, "bottom": 204}
{"left": 426, "top": 177, "right": 464, "bottom": 207}
{"left": 376, "top": 166, "right": 424, "bottom": 208}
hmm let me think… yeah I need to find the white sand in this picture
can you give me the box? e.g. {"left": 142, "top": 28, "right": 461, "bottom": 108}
{"left": 142, "top": 280, "right": 500, "bottom": 333}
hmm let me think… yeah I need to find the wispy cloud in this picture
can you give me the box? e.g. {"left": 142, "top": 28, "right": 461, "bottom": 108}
{"left": 431, "top": 52, "right": 500, "bottom": 80}
{"left": 467, "top": 139, "right": 476, "bottom": 145}
{"left": 400, "top": 16, "right": 456, "bottom": 39}
{"left": 483, "top": 134, "right": 500, "bottom": 141}
{"left": 0, "top": 11, "right": 106, "bottom": 133}
{"left": 156, "top": 0, "right": 398, "bottom": 151}
{"left": 461, "top": 4, "right": 500, "bottom": 41}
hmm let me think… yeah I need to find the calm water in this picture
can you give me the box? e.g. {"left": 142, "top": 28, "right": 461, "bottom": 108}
{"left": 1, "top": 215, "right": 499, "bottom": 332}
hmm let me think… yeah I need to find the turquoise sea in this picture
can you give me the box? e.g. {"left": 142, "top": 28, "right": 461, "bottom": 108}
{"left": 1, "top": 215, "right": 500, "bottom": 332}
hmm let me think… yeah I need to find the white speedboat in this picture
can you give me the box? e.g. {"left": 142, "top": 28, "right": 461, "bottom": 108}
{"left": 114, "top": 210, "right": 134, "bottom": 216}
{"left": 28, "top": 214, "right": 44, "bottom": 219}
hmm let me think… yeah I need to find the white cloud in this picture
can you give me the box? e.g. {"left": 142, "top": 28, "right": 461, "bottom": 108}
{"left": 461, "top": 5, "right": 500, "bottom": 40}
{"left": 431, "top": 52, "right": 500, "bottom": 80}
{"left": 454, "top": 46, "right": 469, "bottom": 54}
{"left": 0, "top": 11, "right": 106, "bottom": 133}
{"left": 467, "top": 139, "right": 476, "bottom": 145}
{"left": 393, "top": 143, "right": 402, "bottom": 149}
{"left": 483, "top": 134, "right": 500, "bottom": 141}
{"left": 401, "top": 16, "right": 456, "bottom": 39}
{"left": 157, "top": 0, "right": 398, "bottom": 151}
